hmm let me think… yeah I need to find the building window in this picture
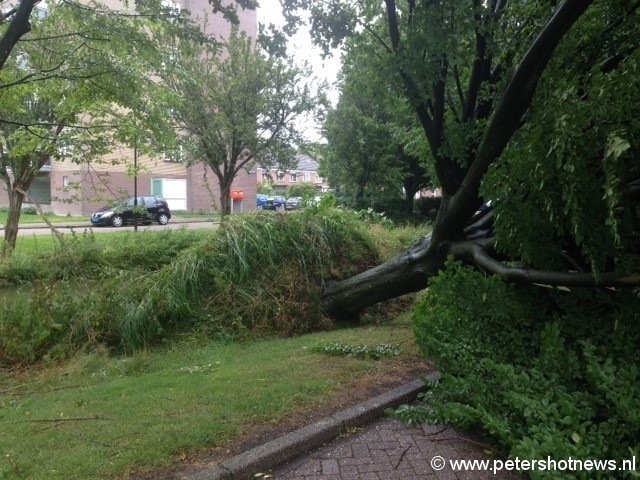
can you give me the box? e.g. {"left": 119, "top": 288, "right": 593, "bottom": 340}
{"left": 316, "top": 176, "right": 323, "bottom": 184}
{"left": 277, "top": 171, "right": 285, "bottom": 181}
{"left": 304, "top": 172, "right": 311, "bottom": 182}
{"left": 290, "top": 173, "right": 297, "bottom": 183}
{"left": 63, "top": 176, "right": 69, "bottom": 188}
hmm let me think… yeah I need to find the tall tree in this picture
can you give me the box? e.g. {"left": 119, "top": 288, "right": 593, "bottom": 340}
{"left": 278, "top": 0, "right": 640, "bottom": 317}
{"left": 0, "top": 0, "right": 190, "bottom": 253}
{"left": 162, "top": 27, "right": 322, "bottom": 215}
{"left": 323, "top": 35, "right": 431, "bottom": 212}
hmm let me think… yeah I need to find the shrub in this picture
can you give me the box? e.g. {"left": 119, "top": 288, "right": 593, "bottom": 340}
{"left": 408, "top": 261, "right": 640, "bottom": 479}
{"left": 21, "top": 206, "right": 38, "bottom": 215}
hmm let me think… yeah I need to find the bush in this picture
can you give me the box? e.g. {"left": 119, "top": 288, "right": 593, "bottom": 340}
{"left": 415, "top": 196, "right": 441, "bottom": 220}
{"left": 409, "top": 262, "right": 640, "bottom": 479}
{"left": 21, "top": 206, "right": 38, "bottom": 215}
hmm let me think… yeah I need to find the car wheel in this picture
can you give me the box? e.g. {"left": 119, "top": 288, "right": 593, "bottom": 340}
{"left": 111, "top": 215, "right": 124, "bottom": 227}
{"left": 157, "top": 213, "right": 169, "bottom": 225}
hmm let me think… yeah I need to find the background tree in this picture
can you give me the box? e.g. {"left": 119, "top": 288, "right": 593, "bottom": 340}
{"left": 280, "top": 0, "right": 640, "bottom": 317}
{"left": 323, "top": 35, "right": 431, "bottom": 214}
{"left": 0, "top": 0, "right": 193, "bottom": 253}
{"left": 162, "top": 28, "right": 322, "bottom": 216}
{"left": 287, "top": 181, "right": 316, "bottom": 200}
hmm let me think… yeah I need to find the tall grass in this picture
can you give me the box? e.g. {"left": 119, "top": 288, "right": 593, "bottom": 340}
{"left": 117, "top": 210, "right": 377, "bottom": 351}
{"left": 0, "top": 210, "right": 382, "bottom": 364}
{"left": 0, "top": 229, "right": 208, "bottom": 286}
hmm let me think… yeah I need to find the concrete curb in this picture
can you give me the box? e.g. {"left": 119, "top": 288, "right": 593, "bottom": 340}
{"left": 189, "top": 373, "right": 440, "bottom": 480}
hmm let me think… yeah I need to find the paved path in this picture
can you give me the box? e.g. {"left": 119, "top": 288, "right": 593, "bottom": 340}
{"left": 271, "top": 417, "right": 520, "bottom": 480}
{"left": 186, "top": 379, "right": 521, "bottom": 480}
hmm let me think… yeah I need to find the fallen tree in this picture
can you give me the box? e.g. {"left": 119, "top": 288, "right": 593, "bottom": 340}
{"left": 278, "top": 0, "right": 640, "bottom": 317}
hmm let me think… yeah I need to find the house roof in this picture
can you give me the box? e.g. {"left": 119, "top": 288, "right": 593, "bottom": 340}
{"left": 295, "top": 154, "right": 319, "bottom": 172}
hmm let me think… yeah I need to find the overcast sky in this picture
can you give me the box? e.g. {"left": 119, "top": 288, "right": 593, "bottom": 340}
{"left": 257, "top": 0, "right": 342, "bottom": 142}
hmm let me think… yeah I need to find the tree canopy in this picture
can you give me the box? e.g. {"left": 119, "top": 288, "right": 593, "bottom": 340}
{"left": 0, "top": 0, "right": 197, "bottom": 252}
{"left": 323, "top": 33, "right": 431, "bottom": 212}
{"left": 278, "top": 0, "right": 640, "bottom": 316}
{"left": 161, "top": 26, "right": 324, "bottom": 215}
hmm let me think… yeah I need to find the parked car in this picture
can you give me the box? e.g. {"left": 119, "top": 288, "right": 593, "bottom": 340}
{"left": 264, "top": 195, "right": 286, "bottom": 211}
{"left": 285, "top": 197, "right": 303, "bottom": 211}
{"left": 91, "top": 196, "right": 172, "bottom": 227}
{"left": 256, "top": 194, "right": 268, "bottom": 209}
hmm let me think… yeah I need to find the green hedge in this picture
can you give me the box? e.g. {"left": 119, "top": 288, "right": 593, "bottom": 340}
{"left": 411, "top": 262, "right": 640, "bottom": 479}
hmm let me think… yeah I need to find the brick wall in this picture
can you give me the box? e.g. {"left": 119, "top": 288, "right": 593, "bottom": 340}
{"left": 187, "top": 162, "right": 257, "bottom": 213}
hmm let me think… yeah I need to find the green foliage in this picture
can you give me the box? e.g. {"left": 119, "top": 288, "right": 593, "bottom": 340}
{"left": 21, "top": 206, "right": 37, "bottom": 215}
{"left": 161, "top": 27, "right": 323, "bottom": 214}
{"left": 481, "top": 3, "right": 640, "bottom": 275}
{"left": 257, "top": 181, "right": 275, "bottom": 195}
{"left": 353, "top": 207, "right": 394, "bottom": 228}
{"left": 287, "top": 181, "right": 317, "bottom": 200}
{"left": 322, "top": 33, "right": 431, "bottom": 213}
{"left": 312, "top": 342, "right": 401, "bottom": 360}
{"left": 408, "top": 262, "right": 640, "bottom": 478}
{"left": 0, "top": 210, "right": 382, "bottom": 364}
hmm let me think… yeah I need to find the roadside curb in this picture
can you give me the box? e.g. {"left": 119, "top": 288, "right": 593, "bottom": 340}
{"left": 189, "top": 372, "right": 440, "bottom": 480}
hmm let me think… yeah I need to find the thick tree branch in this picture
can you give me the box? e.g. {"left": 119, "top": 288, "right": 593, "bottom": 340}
{"left": 0, "top": 0, "right": 37, "bottom": 69}
{"left": 464, "top": 1, "right": 489, "bottom": 122}
{"left": 437, "top": 0, "right": 593, "bottom": 244}
{"left": 451, "top": 241, "right": 640, "bottom": 287}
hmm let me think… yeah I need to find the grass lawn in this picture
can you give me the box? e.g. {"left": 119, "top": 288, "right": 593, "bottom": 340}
{"left": 0, "top": 211, "right": 87, "bottom": 225}
{"left": 11, "top": 228, "right": 212, "bottom": 256}
{"left": 0, "top": 315, "right": 425, "bottom": 480}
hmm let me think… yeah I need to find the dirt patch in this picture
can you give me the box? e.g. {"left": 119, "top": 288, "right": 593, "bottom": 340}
{"left": 132, "top": 357, "right": 433, "bottom": 480}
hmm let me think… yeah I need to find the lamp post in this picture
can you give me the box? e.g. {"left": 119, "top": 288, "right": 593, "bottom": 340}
{"left": 133, "top": 134, "right": 138, "bottom": 233}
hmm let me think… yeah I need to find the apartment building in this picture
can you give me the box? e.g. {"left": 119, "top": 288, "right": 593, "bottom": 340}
{"left": 0, "top": 0, "right": 258, "bottom": 216}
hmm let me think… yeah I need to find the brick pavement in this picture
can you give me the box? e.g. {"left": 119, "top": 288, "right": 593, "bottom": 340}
{"left": 271, "top": 417, "right": 521, "bottom": 480}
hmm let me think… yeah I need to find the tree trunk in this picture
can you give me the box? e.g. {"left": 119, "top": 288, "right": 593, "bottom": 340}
{"left": 322, "top": 232, "right": 448, "bottom": 319}
{"left": 322, "top": 195, "right": 464, "bottom": 318}
{"left": 2, "top": 185, "right": 25, "bottom": 255}
{"left": 403, "top": 183, "right": 418, "bottom": 214}
{"left": 219, "top": 182, "right": 232, "bottom": 216}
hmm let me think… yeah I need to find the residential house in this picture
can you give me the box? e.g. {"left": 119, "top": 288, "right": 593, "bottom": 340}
{"left": 257, "top": 154, "right": 330, "bottom": 194}
{"left": 0, "top": 0, "right": 258, "bottom": 216}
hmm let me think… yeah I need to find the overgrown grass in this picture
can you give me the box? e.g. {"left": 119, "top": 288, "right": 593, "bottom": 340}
{"left": 1, "top": 229, "right": 209, "bottom": 285}
{"left": 0, "top": 316, "right": 421, "bottom": 480}
{"left": 0, "top": 210, "right": 425, "bottom": 366}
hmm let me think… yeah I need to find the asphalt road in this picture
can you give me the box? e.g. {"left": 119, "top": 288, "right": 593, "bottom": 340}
{"left": 9, "top": 220, "right": 220, "bottom": 236}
